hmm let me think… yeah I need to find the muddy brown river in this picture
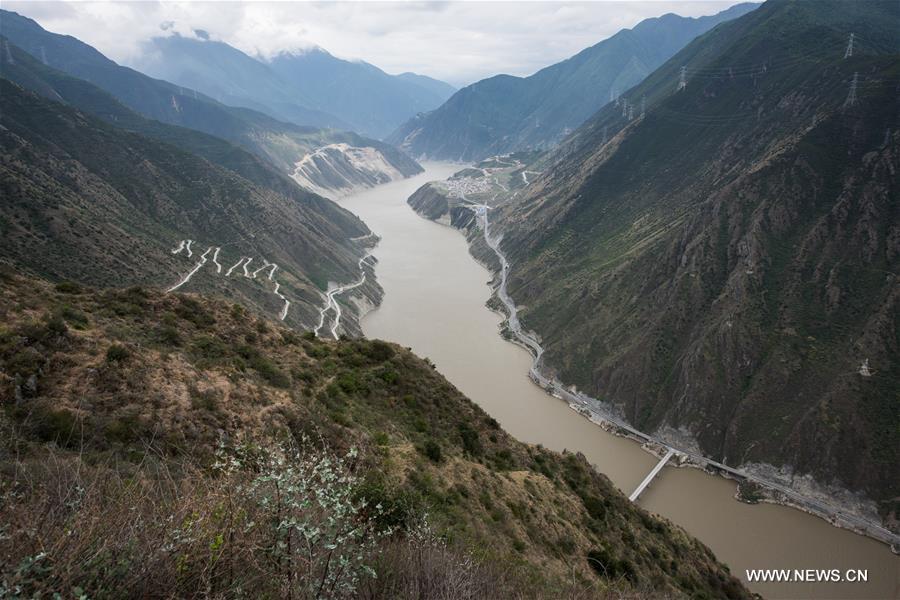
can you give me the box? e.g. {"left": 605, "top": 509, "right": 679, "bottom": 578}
{"left": 337, "top": 164, "right": 899, "bottom": 599}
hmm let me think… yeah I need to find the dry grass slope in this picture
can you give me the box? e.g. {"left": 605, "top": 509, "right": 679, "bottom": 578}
{"left": 0, "top": 267, "right": 748, "bottom": 598}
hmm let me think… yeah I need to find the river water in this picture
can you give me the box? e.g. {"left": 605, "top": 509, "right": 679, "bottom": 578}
{"left": 337, "top": 164, "right": 899, "bottom": 599}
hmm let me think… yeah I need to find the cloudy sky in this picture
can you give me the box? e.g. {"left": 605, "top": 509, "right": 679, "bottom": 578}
{"left": 6, "top": 1, "right": 737, "bottom": 87}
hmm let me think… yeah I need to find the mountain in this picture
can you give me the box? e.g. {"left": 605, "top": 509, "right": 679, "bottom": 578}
{"left": 0, "top": 10, "right": 422, "bottom": 194}
{"left": 130, "top": 34, "right": 351, "bottom": 130}
{"left": 396, "top": 70, "right": 457, "bottom": 99}
{"left": 266, "top": 48, "right": 456, "bottom": 138}
{"left": 0, "top": 269, "right": 749, "bottom": 598}
{"left": 486, "top": 0, "right": 899, "bottom": 529}
{"left": 0, "top": 79, "right": 381, "bottom": 333}
{"left": 387, "top": 3, "right": 758, "bottom": 161}
{"left": 132, "top": 36, "right": 455, "bottom": 139}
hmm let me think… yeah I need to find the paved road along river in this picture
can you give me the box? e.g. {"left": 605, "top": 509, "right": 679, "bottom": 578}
{"left": 336, "top": 163, "right": 899, "bottom": 599}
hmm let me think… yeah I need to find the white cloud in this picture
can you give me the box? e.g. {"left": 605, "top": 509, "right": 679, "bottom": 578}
{"left": 4, "top": 1, "right": 739, "bottom": 87}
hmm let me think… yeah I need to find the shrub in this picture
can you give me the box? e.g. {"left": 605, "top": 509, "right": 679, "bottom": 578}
{"left": 192, "top": 336, "right": 229, "bottom": 361}
{"left": 336, "top": 370, "right": 366, "bottom": 395}
{"left": 54, "top": 281, "right": 83, "bottom": 294}
{"left": 45, "top": 316, "right": 67, "bottom": 337}
{"left": 31, "top": 407, "right": 79, "bottom": 447}
{"left": 57, "top": 305, "right": 88, "bottom": 329}
{"left": 105, "top": 344, "right": 130, "bottom": 363}
{"left": 422, "top": 440, "right": 442, "bottom": 463}
{"left": 586, "top": 547, "right": 636, "bottom": 583}
{"left": 584, "top": 495, "right": 610, "bottom": 522}
{"left": 363, "top": 340, "right": 395, "bottom": 362}
{"left": 458, "top": 423, "right": 482, "bottom": 457}
{"left": 157, "top": 325, "right": 182, "bottom": 347}
{"left": 175, "top": 297, "right": 215, "bottom": 328}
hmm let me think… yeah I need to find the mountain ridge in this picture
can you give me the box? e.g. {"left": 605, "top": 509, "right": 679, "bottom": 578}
{"left": 387, "top": 2, "right": 759, "bottom": 161}
{"left": 134, "top": 35, "right": 456, "bottom": 139}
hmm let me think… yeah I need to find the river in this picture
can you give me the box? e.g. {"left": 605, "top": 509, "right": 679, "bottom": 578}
{"left": 336, "top": 163, "right": 899, "bottom": 599}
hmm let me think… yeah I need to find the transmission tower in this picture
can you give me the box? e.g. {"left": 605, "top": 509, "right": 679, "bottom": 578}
{"left": 844, "top": 32, "right": 854, "bottom": 59}
{"left": 3, "top": 40, "right": 14, "bottom": 65}
{"left": 844, "top": 72, "right": 858, "bottom": 108}
{"left": 677, "top": 66, "right": 686, "bottom": 91}
{"left": 622, "top": 98, "right": 628, "bottom": 118}
{"left": 40, "top": 46, "right": 48, "bottom": 65}
{"left": 628, "top": 105, "right": 634, "bottom": 120}
{"left": 601, "top": 125, "right": 608, "bottom": 146}
{"left": 640, "top": 95, "right": 646, "bottom": 119}
{"left": 614, "top": 89, "right": 620, "bottom": 107}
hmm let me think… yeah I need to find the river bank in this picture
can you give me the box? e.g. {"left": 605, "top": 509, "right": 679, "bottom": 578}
{"left": 338, "top": 164, "right": 900, "bottom": 599}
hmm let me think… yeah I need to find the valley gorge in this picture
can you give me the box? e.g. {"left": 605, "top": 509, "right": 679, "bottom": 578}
{"left": 2, "top": 1, "right": 899, "bottom": 598}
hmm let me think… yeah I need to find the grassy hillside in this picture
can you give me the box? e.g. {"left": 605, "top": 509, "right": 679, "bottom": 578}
{"left": 0, "top": 268, "right": 748, "bottom": 598}
{"left": 494, "top": 0, "right": 899, "bottom": 526}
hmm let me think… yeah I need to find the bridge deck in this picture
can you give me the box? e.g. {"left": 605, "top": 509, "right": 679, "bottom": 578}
{"left": 629, "top": 449, "right": 675, "bottom": 502}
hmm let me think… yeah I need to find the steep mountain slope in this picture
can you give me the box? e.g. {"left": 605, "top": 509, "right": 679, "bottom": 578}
{"left": 0, "top": 80, "right": 380, "bottom": 333}
{"left": 0, "top": 11, "right": 422, "bottom": 193}
{"left": 387, "top": 3, "right": 757, "bottom": 161}
{"left": 266, "top": 48, "right": 455, "bottom": 138}
{"left": 0, "top": 270, "right": 749, "bottom": 598}
{"left": 491, "top": 0, "right": 899, "bottom": 528}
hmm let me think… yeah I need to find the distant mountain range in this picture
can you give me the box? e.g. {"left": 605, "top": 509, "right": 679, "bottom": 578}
{"left": 133, "top": 35, "right": 455, "bottom": 139}
{"left": 0, "top": 10, "right": 423, "bottom": 194}
{"left": 489, "top": 0, "right": 899, "bottom": 528}
{"left": 388, "top": 3, "right": 758, "bottom": 161}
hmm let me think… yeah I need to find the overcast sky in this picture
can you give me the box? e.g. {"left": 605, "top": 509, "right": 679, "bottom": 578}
{"left": 6, "top": 1, "right": 738, "bottom": 87}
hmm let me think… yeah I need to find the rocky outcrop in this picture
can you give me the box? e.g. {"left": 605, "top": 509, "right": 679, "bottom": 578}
{"left": 292, "top": 142, "right": 422, "bottom": 197}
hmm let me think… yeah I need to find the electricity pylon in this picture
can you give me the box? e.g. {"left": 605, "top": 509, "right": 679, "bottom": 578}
{"left": 844, "top": 32, "right": 854, "bottom": 59}
{"left": 844, "top": 72, "right": 858, "bottom": 108}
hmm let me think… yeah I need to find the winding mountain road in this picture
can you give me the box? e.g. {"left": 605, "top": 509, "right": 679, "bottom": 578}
{"left": 167, "top": 241, "right": 291, "bottom": 321}
{"left": 314, "top": 249, "right": 374, "bottom": 339}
